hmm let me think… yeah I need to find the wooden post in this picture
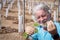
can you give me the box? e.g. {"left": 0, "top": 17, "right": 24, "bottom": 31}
{"left": 31, "top": 0, "right": 34, "bottom": 9}
{"left": 2, "top": 0, "right": 6, "bottom": 7}
{"left": 0, "top": 14, "right": 1, "bottom": 29}
{"left": 18, "top": 0, "right": 22, "bottom": 33}
{"left": 5, "top": 1, "right": 11, "bottom": 17}
{"left": 0, "top": 0, "right": 3, "bottom": 10}
{"left": 0, "top": 2, "right": 2, "bottom": 10}
{"left": 28, "top": 0, "right": 31, "bottom": 14}
{"left": 58, "top": 0, "right": 60, "bottom": 12}
{"left": 18, "top": 15, "right": 23, "bottom": 33}
{"left": 5, "top": 5, "right": 9, "bottom": 17}
{"left": 10, "top": 0, "right": 15, "bottom": 8}
{"left": 5, "top": 8, "right": 9, "bottom": 17}
{"left": 17, "top": 0, "right": 25, "bottom": 33}
{"left": 31, "top": 0, "right": 37, "bottom": 22}
{"left": 7, "top": 0, "right": 12, "bottom": 4}
{"left": 0, "top": 1, "right": 2, "bottom": 29}
{"left": 54, "top": 11, "right": 57, "bottom": 22}
{"left": 51, "top": 3, "right": 54, "bottom": 9}
{"left": 23, "top": 0, "right": 25, "bottom": 33}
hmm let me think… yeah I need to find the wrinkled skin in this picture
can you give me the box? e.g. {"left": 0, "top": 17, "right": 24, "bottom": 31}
{"left": 35, "top": 10, "right": 57, "bottom": 35}
{"left": 25, "top": 26, "right": 36, "bottom": 35}
{"left": 25, "top": 9, "right": 57, "bottom": 35}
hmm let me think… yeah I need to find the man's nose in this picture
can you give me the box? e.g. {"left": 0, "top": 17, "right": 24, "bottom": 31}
{"left": 38, "top": 17, "right": 43, "bottom": 22}
{"left": 40, "top": 17, "right": 44, "bottom": 21}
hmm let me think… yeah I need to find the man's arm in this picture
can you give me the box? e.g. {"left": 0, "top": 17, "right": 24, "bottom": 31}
{"left": 47, "top": 21, "right": 60, "bottom": 39}
{"left": 31, "top": 33, "right": 38, "bottom": 40}
{"left": 47, "top": 20, "right": 57, "bottom": 35}
{"left": 54, "top": 22, "right": 60, "bottom": 36}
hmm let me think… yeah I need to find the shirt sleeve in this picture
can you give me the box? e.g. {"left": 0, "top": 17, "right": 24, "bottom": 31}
{"left": 31, "top": 33, "right": 38, "bottom": 40}
{"left": 54, "top": 22, "right": 60, "bottom": 36}
{"left": 30, "top": 27, "right": 40, "bottom": 40}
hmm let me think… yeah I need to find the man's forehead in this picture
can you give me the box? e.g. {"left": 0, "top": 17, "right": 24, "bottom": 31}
{"left": 35, "top": 10, "right": 47, "bottom": 15}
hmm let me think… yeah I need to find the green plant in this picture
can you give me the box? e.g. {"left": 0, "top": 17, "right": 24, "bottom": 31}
{"left": 22, "top": 32, "right": 28, "bottom": 39}
{"left": 33, "top": 22, "right": 39, "bottom": 27}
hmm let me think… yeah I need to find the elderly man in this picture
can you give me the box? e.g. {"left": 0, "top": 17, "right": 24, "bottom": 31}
{"left": 25, "top": 3, "right": 60, "bottom": 40}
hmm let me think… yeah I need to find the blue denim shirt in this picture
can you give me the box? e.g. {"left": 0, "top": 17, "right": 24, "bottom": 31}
{"left": 31, "top": 22, "right": 60, "bottom": 40}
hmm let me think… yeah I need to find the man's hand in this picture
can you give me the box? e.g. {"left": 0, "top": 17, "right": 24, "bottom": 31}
{"left": 25, "top": 26, "right": 35, "bottom": 35}
{"left": 47, "top": 20, "right": 57, "bottom": 35}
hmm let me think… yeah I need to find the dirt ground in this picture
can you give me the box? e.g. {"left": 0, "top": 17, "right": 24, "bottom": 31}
{"left": 0, "top": 32, "right": 25, "bottom": 40}
{"left": 0, "top": 0, "right": 60, "bottom": 40}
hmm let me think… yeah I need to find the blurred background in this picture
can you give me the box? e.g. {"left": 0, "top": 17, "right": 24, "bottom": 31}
{"left": 0, "top": 0, "right": 60, "bottom": 40}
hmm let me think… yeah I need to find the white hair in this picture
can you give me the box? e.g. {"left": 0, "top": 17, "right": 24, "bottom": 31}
{"left": 32, "top": 3, "right": 51, "bottom": 22}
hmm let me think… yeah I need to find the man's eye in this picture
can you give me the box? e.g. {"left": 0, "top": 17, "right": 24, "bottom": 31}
{"left": 42, "top": 15, "right": 46, "bottom": 17}
{"left": 37, "top": 16, "right": 40, "bottom": 19}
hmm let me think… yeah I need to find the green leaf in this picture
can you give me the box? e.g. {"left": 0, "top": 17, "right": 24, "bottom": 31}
{"left": 33, "top": 22, "right": 39, "bottom": 27}
{"left": 34, "top": 29, "right": 38, "bottom": 33}
{"left": 23, "top": 32, "right": 28, "bottom": 39}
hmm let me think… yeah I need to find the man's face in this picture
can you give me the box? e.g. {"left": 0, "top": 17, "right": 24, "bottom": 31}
{"left": 35, "top": 10, "right": 51, "bottom": 24}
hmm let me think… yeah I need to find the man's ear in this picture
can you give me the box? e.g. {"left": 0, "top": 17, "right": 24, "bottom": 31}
{"left": 47, "top": 13, "right": 51, "bottom": 20}
{"left": 49, "top": 13, "right": 53, "bottom": 20}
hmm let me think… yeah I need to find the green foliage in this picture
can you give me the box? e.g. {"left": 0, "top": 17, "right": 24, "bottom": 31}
{"left": 23, "top": 22, "right": 39, "bottom": 39}
{"left": 34, "top": 29, "right": 38, "bottom": 33}
{"left": 33, "top": 22, "right": 39, "bottom": 27}
{"left": 23, "top": 32, "right": 28, "bottom": 39}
